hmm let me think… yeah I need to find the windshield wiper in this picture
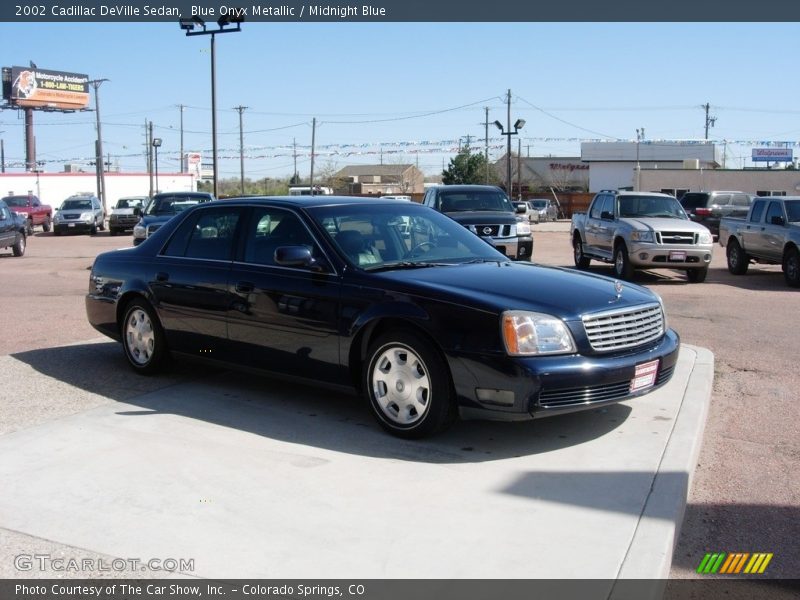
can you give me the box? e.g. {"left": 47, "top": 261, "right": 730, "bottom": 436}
{"left": 365, "top": 261, "right": 454, "bottom": 272}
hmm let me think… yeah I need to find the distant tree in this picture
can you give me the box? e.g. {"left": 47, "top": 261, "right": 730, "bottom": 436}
{"left": 442, "top": 149, "right": 498, "bottom": 185}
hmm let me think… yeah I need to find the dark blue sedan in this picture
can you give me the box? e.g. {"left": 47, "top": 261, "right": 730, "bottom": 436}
{"left": 86, "top": 196, "right": 679, "bottom": 438}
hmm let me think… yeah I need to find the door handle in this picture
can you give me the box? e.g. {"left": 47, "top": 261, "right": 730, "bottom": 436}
{"left": 155, "top": 272, "right": 169, "bottom": 282}
{"left": 235, "top": 281, "right": 254, "bottom": 293}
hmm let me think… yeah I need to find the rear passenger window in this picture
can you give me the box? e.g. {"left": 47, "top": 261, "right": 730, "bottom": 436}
{"left": 749, "top": 200, "right": 766, "bottom": 223}
{"left": 732, "top": 194, "right": 751, "bottom": 207}
{"left": 162, "top": 207, "right": 241, "bottom": 260}
{"left": 713, "top": 194, "right": 731, "bottom": 206}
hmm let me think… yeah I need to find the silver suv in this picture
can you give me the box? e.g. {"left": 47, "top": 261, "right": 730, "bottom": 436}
{"left": 53, "top": 194, "right": 106, "bottom": 235}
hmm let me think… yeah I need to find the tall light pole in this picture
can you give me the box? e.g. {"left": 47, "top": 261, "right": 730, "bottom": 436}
{"left": 635, "top": 127, "right": 645, "bottom": 192}
{"left": 234, "top": 105, "right": 247, "bottom": 194}
{"left": 179, "top": 13, "right": 243, "bottom": 199}
{"left": 89, "top": 78, "right": 109, "bottom": 214}
{"left": 493, "top": 89, "right": 525, "bottom": 198}
{"left": 152, "top": 137, "right": 162, "bottom": 193}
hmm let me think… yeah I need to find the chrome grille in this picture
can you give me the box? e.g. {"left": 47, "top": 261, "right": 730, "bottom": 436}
{"left": 582, "top": 303, "right": 664, "bottom": 352}
{"left": 658, "top": 231, "right": 697, "bottom": 245}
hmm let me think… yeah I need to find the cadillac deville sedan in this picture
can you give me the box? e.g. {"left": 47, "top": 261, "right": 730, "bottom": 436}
{"left": 86, "top": 197, "right": 679, "bottom": 438}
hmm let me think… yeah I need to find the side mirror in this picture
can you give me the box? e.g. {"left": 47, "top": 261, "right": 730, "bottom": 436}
{"left": 770, "top": 215, "right": 785, "bottom": 226}
{"left": 515, "top": 204, "right": 527, "bottom": 214}
{"left": 601, "top": 210, "right": 615, "bottom": 220}
{"left": 274, "top": 246, "right": 323, "bottom": 271}
{"left": 133, "top": 207, "right": 141, "bottom": 216}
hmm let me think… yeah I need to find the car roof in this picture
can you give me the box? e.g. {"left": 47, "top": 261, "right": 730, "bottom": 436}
{"left": 431, "top": 185, "right": 504, "bottom": 192}
{"left": 201, "top": 195, "right": 425, "bottom": 209}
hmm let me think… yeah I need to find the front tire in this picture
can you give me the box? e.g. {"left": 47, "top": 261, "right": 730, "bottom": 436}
{"left": 42, "top": 216, "right": 51, "bottom": 232}
{"left": 12, "top": 232, "right": 26, "bottom": 257}
{"left": 726, "top": 239, "right": 749, "bottom": 275}
{"left": 25, "top": 219, "right": 33, "bottom": 236}
{"left": 121, "top": 299, "right": 169, "bottom": 374}
{"left": 364, "top": 331, "right": 456, "bottom": 438}
{"left": 573, "top": 235, "right": 591, "bottom": 269}
{"left": 784, "top": 247, "right": 800, "bottom": 288}
{"left": 686, "top": 267, "right": 708, "bottom": 283}
{"left": 613, "top": 242, "right": 634, "bottom": 280}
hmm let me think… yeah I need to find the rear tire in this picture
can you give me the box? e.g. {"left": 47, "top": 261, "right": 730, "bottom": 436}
{"left": 42, "top": 216, "right": 51, "bottom": 232}
{"left": 784, "top": 247, "right": 800, "bottom": 288}
{"left": 573, "top": 236, "right": 591, "bottom": 269}
{"left": 363, "top": 330, "right": 456, "bottom": 439}
{"left": 726, "top": 239, "right": 749, "bottom": 275}
{"left": 25, "top": 219, "right": 33, "bottom": 236}
{"left": 686, "top": 267, "right": 708, "bottom": 283}
{"left": 121, "top": 299, "right": 169, "bottom": 374}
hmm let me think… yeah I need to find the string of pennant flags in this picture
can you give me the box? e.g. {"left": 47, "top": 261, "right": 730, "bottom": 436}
{"left": 8, "top": 136, "right": 800, "bottom": 168}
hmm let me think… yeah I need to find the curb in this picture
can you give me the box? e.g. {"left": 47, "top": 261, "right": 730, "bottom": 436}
{"left": 613, "top": 345, "right": 714, "bottom": 592}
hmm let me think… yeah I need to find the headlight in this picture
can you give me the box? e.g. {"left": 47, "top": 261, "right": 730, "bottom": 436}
{"left": 630, "top": 230, "right": 655, "bottom": 242}
{"left": 80, "top": 212, "right": 94, "bottom": 222}
{"left": 698, "top": 231, "right": 713, "bottom": 245}
{"left": 133, "top": 224, "right": 146, "bottom": 238}
{"left": 515, "top": 221, "right": 531, "bottom": 236}
{"left": 502, "top": 311, "right": 576, "bottom": 356}
{"left": 53, "top": 213, "right": 63, "bottom": 222}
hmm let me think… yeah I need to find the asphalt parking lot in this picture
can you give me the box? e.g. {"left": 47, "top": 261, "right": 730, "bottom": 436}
{"left": 0, "top": 224, "right": 797, "bottom": 583}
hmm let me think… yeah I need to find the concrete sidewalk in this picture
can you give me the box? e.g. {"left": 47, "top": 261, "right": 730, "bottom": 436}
{"left": 0, "top": 341, "right": 712, "bottom": 580}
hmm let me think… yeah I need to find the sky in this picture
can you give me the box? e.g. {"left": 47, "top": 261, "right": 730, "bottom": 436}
{"left": 2, "top": 21, "right": 800, "bottom": 182}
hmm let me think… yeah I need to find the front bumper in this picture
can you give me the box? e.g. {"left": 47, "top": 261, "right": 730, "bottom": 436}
{"left": 454, "top": 329, "right": 680, "bottom": 421}
{"left": 627, "top": 242, "right": 713, "bottom": 269}
{"left": 492, "top": 236, "right": 534, "bottom": 261}
{"left": 54, "top": 221, "right": 95, "bottom": 233}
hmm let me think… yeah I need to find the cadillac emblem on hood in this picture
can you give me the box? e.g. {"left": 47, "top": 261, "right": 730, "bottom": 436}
{"left": 614, "top": 280, "right": 623, "bottom": 298}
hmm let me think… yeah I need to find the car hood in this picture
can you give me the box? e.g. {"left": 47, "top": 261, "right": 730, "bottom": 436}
{"left": 374, "top": 262, "right": 658, "bottom": 320}
{"left": 445, "top": 211, "right": 518, "bottom": 225}
{"left": 620, "top": 217, "right": 709, "bottom": 232}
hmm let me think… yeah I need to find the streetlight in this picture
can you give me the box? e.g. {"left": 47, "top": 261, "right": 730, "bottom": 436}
{"left": 635, "top": 127, "right": 645, "bottom": 191}
{"left": 494, "top": 117, "right": 525, "bottom": 198}
{"left": 152, "top": 137, "right": 162, "bottom": 193}
{"left": 179, "top": 12, "right": 244, "bottom": 199}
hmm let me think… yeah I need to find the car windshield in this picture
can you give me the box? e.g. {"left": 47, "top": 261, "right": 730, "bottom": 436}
{"left": 619, "top": 195, "right": 688, "bottom": 219}
{"left": 2, "top": 196, "right": 29, "bottom": 207}
{"left": 439, "top": 189, "right": 514, "bottom": 213}
{"left": 307, "top": 202, "right": 508, "bottom": 270}
{"left": 785, "top": 200, "right": 800, "bottom": 222}
{"left": 530, "top": 200, "right": 548, "bottom": 209}
{"left": 116, "top": 198, "right": 143, "bottom": 209}
{"left": 145, "top": 195, "right": 210, "bottom": 216}
{"left": 61, "top": 198, "right": 93, "bottom": 210}
{"left": 679, "top": 193, "right": 710, "bottom": 210}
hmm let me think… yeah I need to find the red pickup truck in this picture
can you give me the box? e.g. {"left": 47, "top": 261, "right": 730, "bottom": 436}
{"left": 1, "top": 194, "right": 53, "bottom": 234}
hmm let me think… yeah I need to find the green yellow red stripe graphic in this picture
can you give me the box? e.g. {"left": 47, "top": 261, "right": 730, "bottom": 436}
{"left": 696, "top": 552, "right": 773, "bottom": 574}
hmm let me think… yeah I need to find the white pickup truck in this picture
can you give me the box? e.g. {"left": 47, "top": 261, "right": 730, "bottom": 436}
{"left": 571, "top": 190, "right": 714, "bottom": 282}
{"left": 718, "top": 195, "right": 800, "bottom": 287}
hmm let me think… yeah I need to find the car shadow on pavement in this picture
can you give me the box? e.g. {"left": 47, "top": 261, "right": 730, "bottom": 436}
{"left": 10, "top": 341, "right": 634, "bottom": 464}
{"left": 670, "top": 503, "right": 800, "bottom": 580}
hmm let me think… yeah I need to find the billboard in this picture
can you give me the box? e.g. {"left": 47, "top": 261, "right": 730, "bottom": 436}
{"left": 6, "top": 66, "right": 89, "bottom": 110}
{"left": 752, "top": 148, "right": 793, "bottom": 162}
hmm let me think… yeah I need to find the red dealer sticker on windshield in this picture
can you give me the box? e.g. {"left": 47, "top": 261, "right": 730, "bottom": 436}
{"left": 630, "top": 359, "right": 659, "bottom": 392}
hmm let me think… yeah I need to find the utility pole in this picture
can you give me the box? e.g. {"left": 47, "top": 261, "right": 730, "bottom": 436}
{"left": 292, "top": 137, "right": 298, "bottom": 183}
{"left": 484, "top": 107, "right": 489, "bottom": 184}
{"left": 89, "top": 78, "right": 109, "bottom": 214}
{"left": 148, "top": 121, "right": 154, "bottom": 197}
{"left": 506, "top": 89, "right": 512, "bottom": 194}
{"left": 177, "top": 104, "right": 185, "bottom": 173}
{"left": 309, "top": 117, "right": 316, "bottom": 195}
{"left": 517, "top": 138, "right": 522, "bottom": 199}
{"left": 0, "top": 134, "right": 5, "bottom": 173}
{"left": 635, "top": 127, "right": 645, "bottom": 192}
{"left": 703, "top": 103, "right": 716, "bottom": 140}
{"left": 234, "top": 105, "right": 247, "bottom": 194}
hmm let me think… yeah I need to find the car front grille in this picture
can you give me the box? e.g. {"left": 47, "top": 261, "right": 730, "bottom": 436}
{"left": 657, "top": 231, "right": 697, "bottom": 244}
{"left": 582, "top": 303, "right": 664, "bottom": 352}
{"left": 469, "top": 224, "right": 511, "bottom": 237}
{"left": 538, "top": 363, "right": 674, "bottom": 408}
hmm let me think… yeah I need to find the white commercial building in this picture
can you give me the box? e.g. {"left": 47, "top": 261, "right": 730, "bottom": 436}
{"left": 581, "top": 141, "right": 722, "bottom": 192}
{"left": 0, "top": 171, "right": 197, "bottom": 208}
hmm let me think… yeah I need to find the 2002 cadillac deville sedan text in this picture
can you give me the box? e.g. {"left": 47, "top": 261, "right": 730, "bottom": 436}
{"left": 86, "top": 196, "right": 679, "bottom": 438}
